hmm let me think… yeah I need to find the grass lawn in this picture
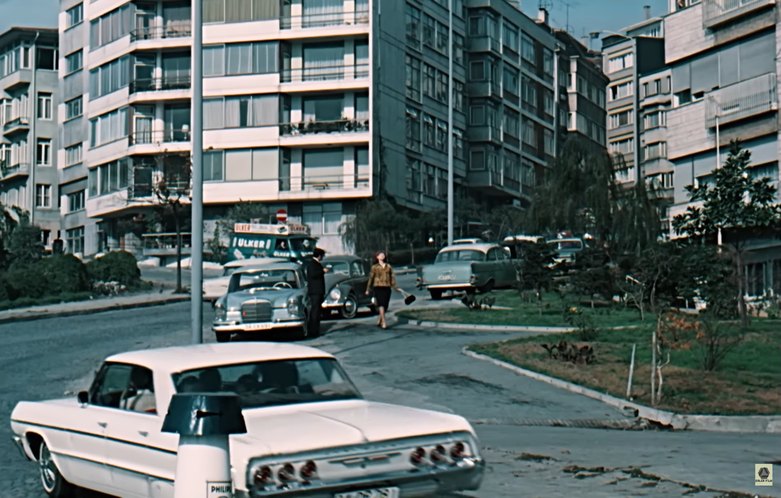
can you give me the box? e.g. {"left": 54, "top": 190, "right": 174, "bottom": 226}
{"left": 470, "top": 320, "right": 781, "bottom": 415}
{"left": 398, "top": 289, "right": 646, "bottom": 328}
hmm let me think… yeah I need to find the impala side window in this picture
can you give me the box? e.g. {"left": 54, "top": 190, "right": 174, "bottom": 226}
{"left": 119, "top": 366, "right": 157, "bottom": 414}
{"left": 90, "top": 363, "right": 133, "bottom": 409}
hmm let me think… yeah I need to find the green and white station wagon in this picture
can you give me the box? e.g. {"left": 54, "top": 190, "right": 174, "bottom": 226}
{"left": 417, "top": 243, "right": 517, "bottom": 300}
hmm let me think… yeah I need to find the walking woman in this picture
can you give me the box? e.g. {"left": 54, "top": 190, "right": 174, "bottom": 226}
{"left": 365, "top": 251, "right": 396, "bottom": 329}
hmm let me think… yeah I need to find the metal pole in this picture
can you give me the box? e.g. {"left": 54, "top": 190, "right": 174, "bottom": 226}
{"left": 29, "top": 32, "right": 40, "bottom": 225}
{"left": 626, "top": 343, "right": 636, "bottom": 399}
{"left": 446, "top": 0, "right": 454, "bottom": 246}
{"left": 191, "top": 0, "right": 204, "bottom": 344}
{"left": 632, "top": 37, "right": 640, "bottom": 185}
{"left": 715, "top": 113, "right": 722, "bottom": 249}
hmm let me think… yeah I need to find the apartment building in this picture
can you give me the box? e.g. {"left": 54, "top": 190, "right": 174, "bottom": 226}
{"left": 602, "top": 15, "right": 666, "bottom": 187}
{"left": 665, "top": 0, "right": 781, "bottom": 296}
{"left": 554, "top": 29, "right": 607, "bottom": 152}
{"left": 57, "top": 0, "right": 598, "bottom": 257}
{"left": 0, "top": 27, "right": 60, "bottom": 250}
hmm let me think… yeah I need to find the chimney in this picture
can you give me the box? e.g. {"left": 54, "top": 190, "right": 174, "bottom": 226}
{"left": 537, "top": 7, "right": 549, "bottom": 25}
{"left": 643, "top": 5, "right": 651, "bottom": 19}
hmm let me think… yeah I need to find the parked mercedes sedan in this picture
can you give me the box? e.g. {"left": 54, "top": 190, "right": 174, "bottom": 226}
{"left": 10, "top": 343, "right": 484, "bottom": 498}
{"left": 321, "top": 255, "right": 374, "bottom": 319}
{"left": 212, "top": 263, "right": 313, "bottom": 342}
{"left": 417, "top": 243, "right": 517, "bottom": 299}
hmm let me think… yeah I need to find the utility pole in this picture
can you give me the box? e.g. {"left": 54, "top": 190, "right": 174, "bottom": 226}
{"left": 190, "top": 0, "right": 204, "bottom": 344}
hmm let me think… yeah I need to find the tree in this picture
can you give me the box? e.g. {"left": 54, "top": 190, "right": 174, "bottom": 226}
{"left": 152, "top": 152, "right": 193, "bottom": 293}
{"left": 610, "top": 180, "right": 663, "bottom": 257}
{"left": 516, "top": 240, "right": 555, "bottom": 313}
{"left": 0, "top": 202, "right": 24, "bottom": 270}
{"left": 672, "top": 141, "right": 781, "bottom": 327}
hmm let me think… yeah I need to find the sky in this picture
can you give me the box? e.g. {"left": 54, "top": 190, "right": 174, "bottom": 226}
{"left": 0, "top": 0, "right": 669, "bottom": 49}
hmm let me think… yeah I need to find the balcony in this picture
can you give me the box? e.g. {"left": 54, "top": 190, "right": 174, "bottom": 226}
{"left": 129, "top": 129, "right": 190, "bottom": 146}
{"left": 0, "top": 162, "right": 30, "bottom": 182}
{"left": 142, "top": 232, "right": 192, "bottom": 257}
{"left": 3, "top": 115, "right": 30, "bottom": 137}
{"left": 705, "top": 73, "right": 778, "bottom": 128}
{"left": 129, "top": 75, "right": 191, "bottom": 94}
{"left": 279, "top": 118, "right": 369, "bottom": 136}
{"left": 279, "top": 173, "right": 370, "bottom": 192}
{"left": 280, "top": 9, "right": 369, "bottom": 29}
{"left": 703, "top": 0, "right": 776, "bottom": 29}
{"left": 130, "top": 22, "right": 192, "bottom": 42}
{"left": 467, "top": 170, "right": 521, "bottom": 197}
{"left": 280, "top": 63, "right": 369, "bottom": 83}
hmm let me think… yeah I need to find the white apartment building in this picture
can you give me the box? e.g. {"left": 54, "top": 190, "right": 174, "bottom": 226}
{"left": 665, "top": 0, "right": 781, "bottom": 296}
{"left": 57, "top": 0, "right": 598, "bottom": 258}
{"left": 0, "top": 28, "right": 61, "bottom": 249}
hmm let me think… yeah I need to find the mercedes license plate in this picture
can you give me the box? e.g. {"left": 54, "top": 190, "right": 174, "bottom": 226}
{"left": 244, "top": 323, "right": 273, "bottom": 331}
{"left": 334, "top": 487, "right": 400, "bottom": 498}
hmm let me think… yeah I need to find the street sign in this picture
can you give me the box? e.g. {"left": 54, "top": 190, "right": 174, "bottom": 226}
{"left": 276, "top": 209, "right": 288, "bottom": 223}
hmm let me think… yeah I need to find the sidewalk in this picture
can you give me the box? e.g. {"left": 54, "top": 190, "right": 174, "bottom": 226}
{"left": 0, "top": 291, "right": 190, "bottom": 325}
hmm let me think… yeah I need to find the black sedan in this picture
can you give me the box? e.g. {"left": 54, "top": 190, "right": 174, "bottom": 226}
{"left": 321, "top": 255, "right": 375, "bottom": 319}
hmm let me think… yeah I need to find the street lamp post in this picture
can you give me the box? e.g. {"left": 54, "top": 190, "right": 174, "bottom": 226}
{"left": 190, "top": 0, "right": 204, "bottom": 344}
{"left": 447, "top": 0, "right": 454, "bottom": 246}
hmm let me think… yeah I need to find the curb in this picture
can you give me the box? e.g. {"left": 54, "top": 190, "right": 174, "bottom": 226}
{"left": 463, "top": 348, "right": 781, "bottom": 434}
{"left": 0, "top": 295, "right": 191, "bottom": 325}
{"left": 398, "top": 317, "right": 575, "bottom": 333}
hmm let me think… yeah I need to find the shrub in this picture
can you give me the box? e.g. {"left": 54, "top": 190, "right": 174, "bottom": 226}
{"left": 5, "top": 263, "right": 47, "bottom": 299}
{"left": 40, "top": 255, "right": 90, "bottom": 295}
{"left": 0, "top": 272, "right": 9, "bottom": 301}
{"left": 86, "top": 251, "right": 141, "bottom": 287}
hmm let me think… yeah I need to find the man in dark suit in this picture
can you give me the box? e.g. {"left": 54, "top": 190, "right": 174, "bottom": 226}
{"left": 305, "top": 247, "right": 326, "bottom": 337}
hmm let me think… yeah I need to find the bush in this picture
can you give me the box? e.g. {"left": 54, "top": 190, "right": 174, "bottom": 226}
{"left": 5, "top": 264, "right": 47, "bottom": 299}
{"left": 86, "top": 251, "right": 141, "bottom": 287}
{"left": 0, "top": 272, "right": 9, "bottom": 301}
{"left": 40, "top": 255, "right": 90, "bottom": 295}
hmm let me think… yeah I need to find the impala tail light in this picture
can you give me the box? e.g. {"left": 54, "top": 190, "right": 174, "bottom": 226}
{"left": 278, "top": 462, "right": 296, "bottom": 483}
{"left": 300, "top": 460, "right": 318, "bottom": 481}
{"left": 431, "top": 444, "right": 447, "bottom": 464}
{"left": 410, "top": 447, "right": 426, "bottom": 466}
{"left": 253, "top": 465, "right": 273, "bottom": 487}
{"left": 450, "top": 442, "right": 466, "bottom": 460}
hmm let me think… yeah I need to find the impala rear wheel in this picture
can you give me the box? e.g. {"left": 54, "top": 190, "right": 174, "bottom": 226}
{"left": 39, "top": 441, "right": 74, "bottom": 498}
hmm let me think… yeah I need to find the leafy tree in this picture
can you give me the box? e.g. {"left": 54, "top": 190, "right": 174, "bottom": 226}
{"left": 516, "top": 240, "right": 555, "bottom": 313}
{"left": 0, "top": 202, "right": 23, "bottom": 270}
{"left": 570, "top": 246, "right": 616, "bottom": 307}
{"left": 610, "top": 180, "right": 663, "bottom": 257}
{"left": 672, "top": 141, "right": 781, "bottom": 326}
{"left": 6, "top": 223, "right": 43, "bottom": 265}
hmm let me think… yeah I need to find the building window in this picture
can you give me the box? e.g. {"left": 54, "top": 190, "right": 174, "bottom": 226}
{"left": 542, "top": 48, "right": 553, "bottom": 79}
{"left": 608, "top": 110, "right": 633, "bottom": 129}
{"left": 90, "top": 5, "right": 132, "bottom": 47}
{"left": 35, "top": 184, "right": 51, "bottom": 208}
{"left": 203, "top": 95, "right": 279, "bottom": 129}
{"left": 90, "top": 108, "right": 129, "bottom": 148}
{"left": 65, "top": 144, "right": 82, "bottom": 166}
{"left": 607, "top": 52, "right": 633, "bottom": 73}
{"left": 204, "top": 0, "right": 278, "bottom": 23}
{"left": 454, "top": 80, "right": 464, "bottom": 111}
{"left": 423, "top": 63, "right": 435, "bottom": 98}
{"left": 643, "top": 110, "right": 666, "bottom": 130}
{"left": 65, "top": 49, "right": 83, "bottom": 74}
{"left": 405, "top": 4, "right": 421, "bottom": 48}
{"left": 89, "top": 56, "right": 130, "bottom": 98}
{"left": 643, "top": 142, "right": 667, "bottom": 160}
{"left": 435, "top": 21, "right": 448, "bottom": 54}
{"left": 609, "top": 81, "right": 633, "bottom": 101}
{"left": 609, "top": 137, "right": 634, "bottom": 156}
{"left": 66, "top": 3, "right": 83, "bottom": 28}
{"left": 36, "top": 139, "right": 52, "bottom": 166}
{"left": 405, "top": 55, "right": 421, "bottom": 100}
{"left": 204, "top": 42, "right": 279, "bottom": 77}
{"left": 503, "top": 22, "right": 519, "bottom": 53}
{"left": 37, "top": 93, "right": 52, "bottom": 120}
{"left": 65, "top": 97, "right": 82, "bottom": 120}
{"left": 66, "top": 226, "right": 85, "bottom": 255}
{"left": 89, "top": 159, "right": 130, "bottom": 196}
{"left": 423, "top": 15, "right": 435, "bottom": 46}
{"left": 204, "top": 150, "right": 224, "bottom": 181}
{"left": 68, "top": 190, "right": 85, "bottom": 212}
{"left": 36, "top": 47, "right": 57, "bottom": 70}
{"left": 521, "top": 33, "right": 535, "bottom": 64}
{"left": 405, "top": 107, "right": 420, "bottom": 151}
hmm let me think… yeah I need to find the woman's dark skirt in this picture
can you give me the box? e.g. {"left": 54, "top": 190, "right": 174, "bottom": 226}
{"left": 373, "top": 286, "right": 392, "bottom": 309}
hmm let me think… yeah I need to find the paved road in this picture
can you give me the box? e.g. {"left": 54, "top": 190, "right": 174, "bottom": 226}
{"left": 1, "top": 301, "right": 779, "bottom": 497}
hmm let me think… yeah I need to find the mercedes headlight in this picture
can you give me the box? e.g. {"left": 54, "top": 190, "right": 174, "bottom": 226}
{"left": 214, "top": 302, "right": 227, "bottom": 320}
{"left": 287, "top": 297, "right": 302, "bottom": 316}
{"left": 328, "top": 287, "right": 342, "bottom": 302}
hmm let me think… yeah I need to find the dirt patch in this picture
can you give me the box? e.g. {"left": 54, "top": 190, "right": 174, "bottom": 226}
{"left": 479, "top": 339, "right": 781, "bottom": 415}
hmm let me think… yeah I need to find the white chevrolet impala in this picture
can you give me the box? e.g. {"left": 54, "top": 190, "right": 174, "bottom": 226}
{"left": 10, "top": 343, "right": 484, "bottom": 498}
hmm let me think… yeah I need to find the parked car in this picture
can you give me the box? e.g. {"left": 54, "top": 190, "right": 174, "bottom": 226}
{"left": 11, "top": 343, "right": 484, "bottom": 498}
{"left": 203, "top": 257, "right": 289, "bottom": 301}
{"left": 212, "top": 263, "right": 312, "bottom": 342}
{"left": 417, "top": 243, "right": 517, "bottom": 300}
{"left": 321, "top": 255, "right": 375, "bottom": 319}
{"left": 502, "top": 234, "right": 546, "bottom": 260}
{"left": 547, "top": 237, "right": 585, "bottom": 265}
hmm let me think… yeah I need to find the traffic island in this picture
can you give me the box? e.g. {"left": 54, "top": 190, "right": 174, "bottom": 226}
{"left": 464, "top": 323, "right": 781, "bottom": 432}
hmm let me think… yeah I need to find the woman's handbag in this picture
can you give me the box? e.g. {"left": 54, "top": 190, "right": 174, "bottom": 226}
{"left": 399, "top": 289, "right": 416, "bottom": 305}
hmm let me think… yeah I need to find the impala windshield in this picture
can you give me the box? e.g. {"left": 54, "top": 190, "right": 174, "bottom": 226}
{"left": 172, "top": 358, "right": 362, "bottom": 408}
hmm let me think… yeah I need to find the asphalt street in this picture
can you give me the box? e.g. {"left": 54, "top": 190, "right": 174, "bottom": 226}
{"left": 1, "top": 298, "right": 779, "bottom": 497}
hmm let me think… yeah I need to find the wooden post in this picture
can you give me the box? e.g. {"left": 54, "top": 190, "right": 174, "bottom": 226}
{"left": 626, "top": 343, "right": 636, "bottom": 399}
{"left": 651, "top": 329, "right": 657, "bottom": 405}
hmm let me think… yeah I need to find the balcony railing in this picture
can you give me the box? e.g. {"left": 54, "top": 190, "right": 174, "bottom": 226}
{"left": 129, "top": 75, "right": 191, "bottom": 93}
{"left": 280, "top": 9, "right": 369, "bottom": 29}
{"left": 0, "top": 162, "right": 30, "bottom": 180}
{"left": 129, "top": 129, "right": 191, "bottom": 145}
{"left": 280, "top": 118, "right": 369, "bottom": 136}
{"left": 130, "top": 22, "right": 192, "bottom": 41}
{"left": 703, "top": 0, "right": 774, "bottom": 27}
{"left": 706, "top": 73, "right": 778, "bottom": 127}
{"left": 280, "top": 63, "right": 369, "bottom": 83}
{"left": 3, "top": 115, "right": 30, "bottom": 136}
{"left": 279, "top": 173, "right": 370, "bottom": 192}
